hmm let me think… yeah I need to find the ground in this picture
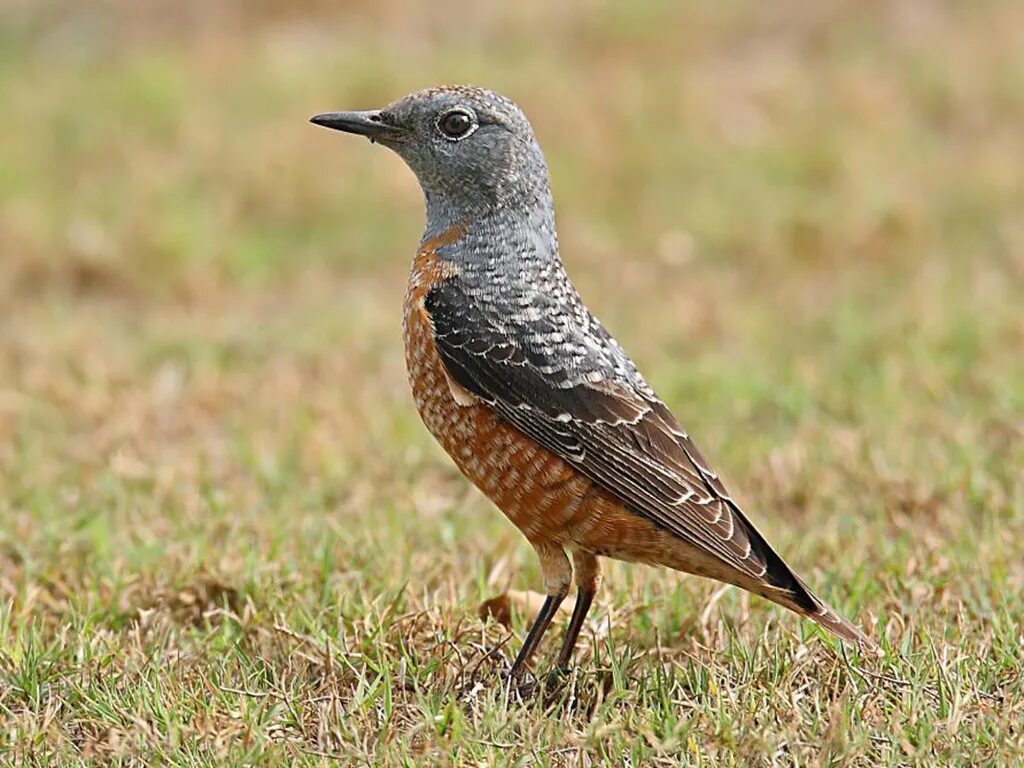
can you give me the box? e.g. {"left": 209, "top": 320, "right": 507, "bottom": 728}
{"left": 1, "top": 1, "right": 1023, "bottom": 765}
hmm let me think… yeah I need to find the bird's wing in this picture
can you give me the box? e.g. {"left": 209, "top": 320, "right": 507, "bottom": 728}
{"left": 424, "top": 279, "right": 778, "bottom": 584}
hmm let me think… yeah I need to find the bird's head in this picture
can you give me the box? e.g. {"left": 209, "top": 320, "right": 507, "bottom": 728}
{"left": 311, "top": 86, "right": 551, "bottom": 220}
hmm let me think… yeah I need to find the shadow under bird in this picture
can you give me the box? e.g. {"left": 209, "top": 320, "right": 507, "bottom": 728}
{"left": 311, "top": 86, "right": 872, "bottom": 678}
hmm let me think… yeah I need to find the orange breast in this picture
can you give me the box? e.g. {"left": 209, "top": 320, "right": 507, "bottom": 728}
{"left": 401, "top": 237, "right": 720, "bottom": 576}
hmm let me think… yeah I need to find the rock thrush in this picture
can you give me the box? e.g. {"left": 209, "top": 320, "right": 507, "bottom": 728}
{"left": 311, "top": 86, "right": 871, "bottom": 678}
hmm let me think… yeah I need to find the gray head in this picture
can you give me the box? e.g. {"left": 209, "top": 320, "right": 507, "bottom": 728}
{"left": 311, "top": 86, "right": 553, "bottom": 226}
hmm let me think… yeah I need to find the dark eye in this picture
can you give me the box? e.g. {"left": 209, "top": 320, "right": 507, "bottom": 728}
{"left": 438, "top": 110, "right": 474, "bottom": 139}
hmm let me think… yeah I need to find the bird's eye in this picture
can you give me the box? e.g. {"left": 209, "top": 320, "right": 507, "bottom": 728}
{"left": 438, "top": 109, "right": 475, "bottom": 140}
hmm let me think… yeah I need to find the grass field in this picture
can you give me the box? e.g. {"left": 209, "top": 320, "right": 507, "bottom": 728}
{"left": 2, "top": 1, "right": 1023, "bottom": 764}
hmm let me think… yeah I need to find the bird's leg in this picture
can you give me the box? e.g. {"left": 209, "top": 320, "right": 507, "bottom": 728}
{"left": 507, "top": 544, "right": 570, "bottom": 680}
{"left": 556, "top": 550, "right": 602, "bottom": 670}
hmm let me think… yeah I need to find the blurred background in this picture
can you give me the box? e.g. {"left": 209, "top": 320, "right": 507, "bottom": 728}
{"left": 1, "top": 0, "right": 1022, "bottom": 760}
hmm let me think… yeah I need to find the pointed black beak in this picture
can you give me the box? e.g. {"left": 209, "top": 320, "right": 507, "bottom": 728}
{"left": 309, "top": 110, "right": 404, "bottom": 141}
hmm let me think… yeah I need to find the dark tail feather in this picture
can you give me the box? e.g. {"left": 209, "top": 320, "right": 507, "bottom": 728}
{"left": 720, "top": 500, "right": 874, "bottom": 648}
{"left": 742, "top": 519, "right": 875, "bottom": 648}
{"left": 773, "top": 570, "right": 875, "bottom": 649}
{"left": 801, "top": 589, "right": 875, "bottom": 648}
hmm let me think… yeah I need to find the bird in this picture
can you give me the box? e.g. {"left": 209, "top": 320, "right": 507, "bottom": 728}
{"left": 311, "top": 85, "right": 872, "bottom": 678}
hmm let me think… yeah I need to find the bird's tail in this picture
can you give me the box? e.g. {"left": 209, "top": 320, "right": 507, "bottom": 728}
{"left": 716, "top": 499, "right": 875, "bottom": 648}
{"left": 736, "top": 518, "right": 875, "bottom": 649}
{"left": 770, "top": 571, "right": 876, "bottom": 650}
{"left": 800, "top": 590, "right": 875, "bottom": 648}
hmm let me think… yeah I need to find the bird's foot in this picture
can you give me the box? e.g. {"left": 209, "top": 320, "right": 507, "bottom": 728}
{"left": 543, "top": 665, "right": 572, "bottom": 691}
{"left": 496, "top": 664, "right": 578, "bottom": 704}
{"left": 500, "top": 666, "right": 540, "bottom": 699}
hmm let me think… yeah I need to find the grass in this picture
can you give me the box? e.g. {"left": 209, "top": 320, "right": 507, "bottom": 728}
{"left": 1, "top": 0, "right": 1023, "bottom": 764}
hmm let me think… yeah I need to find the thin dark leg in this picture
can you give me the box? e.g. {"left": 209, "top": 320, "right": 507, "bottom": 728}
{"left": 556, "top": 587, "right": 596, "bottom": 670}
{"left": 508, "top": 589, "right": 567, "bottom": 679}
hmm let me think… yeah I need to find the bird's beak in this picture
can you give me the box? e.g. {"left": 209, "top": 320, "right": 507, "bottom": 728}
{"left": 309, "top": 110, "right": 404, "bottom": 142}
